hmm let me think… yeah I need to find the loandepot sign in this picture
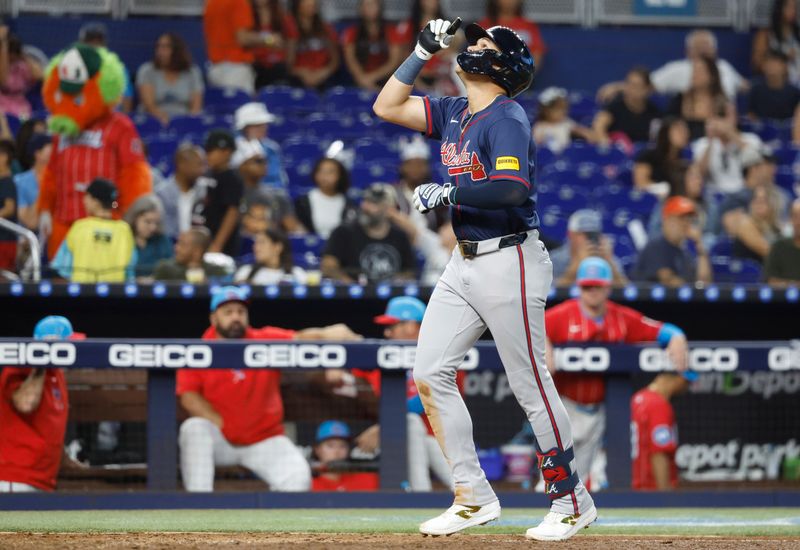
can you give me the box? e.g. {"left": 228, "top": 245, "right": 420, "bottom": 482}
{"left": 634, "top": 0, "right": 697, "bottom": 16}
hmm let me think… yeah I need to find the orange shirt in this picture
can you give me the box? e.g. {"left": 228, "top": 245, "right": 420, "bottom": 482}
{"left": 204, "top": 0, "right": 256, "bottom": 64}
{"left": 176, "top": 325, "right": 296, "bottom": 445}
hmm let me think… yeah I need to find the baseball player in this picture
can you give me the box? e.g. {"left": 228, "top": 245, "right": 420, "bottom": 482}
{"left": 545, "top": 257, "right": 690, "bottom": 490}
{"left": 373, "top": 19, "right": 596, "bottom": 540}
{"left": 177, "top": 286, "right": 361, "bottom": 492}
{"left": 631, "top": 373, "right": 690, "bottom": 490}
{"left": 0, "top": 316, "right": 76, "bottom": 492}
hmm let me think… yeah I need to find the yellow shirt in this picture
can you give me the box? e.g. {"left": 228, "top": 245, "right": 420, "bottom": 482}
{"left": 54, "top": 217, "right": 136, "bottom": 283}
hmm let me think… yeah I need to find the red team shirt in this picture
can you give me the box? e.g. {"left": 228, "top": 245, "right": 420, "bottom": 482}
{"left": 545, "top": 299, "right": 663, "bottom": 404}
{"left": 312, "top": 472, "right": 379, "bottom": 492}
{"left": 176, "top": 325, "right": 296, "bottom": 446}
{"left": 630, "top": 388, "right": 679, "bottom": 490}
{"left": 287, "top": 23, "right": 339, "bottom": 70}
{"left": 0, "top": 368, "right": 69, "bottom": 491}
{"left": 340, "top": 23, "right": 404, "bottom": 73}
{"left": 48, "top": 112, "right": 146, "bottom": 224}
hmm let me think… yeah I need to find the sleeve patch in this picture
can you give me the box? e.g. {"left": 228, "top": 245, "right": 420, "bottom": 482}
{"left": 652, "top": 424, "right": 674, "bottom": 447}
{"left": 495, "top": 156, "right": 520, "bottom": 170}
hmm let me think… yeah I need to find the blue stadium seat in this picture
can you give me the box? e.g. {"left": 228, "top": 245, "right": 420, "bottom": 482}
{"left": 538, "top": 205, "right": 568, "bottom": 242}
{"left": 373, "top": 120, "right": 417, "bottom": 140}
{"left": 710, "top": 237, "right": 733, "bottom": 259}
{"left": 351, "top": 162, "right": 395, "bottom": 189}
{"left": 567, "top": 91, "right": 598, "bottom": 119}
{"left": 308, "top": 113, "right": 371, "bottom": 140}
{"left": 282, "top": 139, "right": 323, "bottom": 164}
{"left": 536, "top": 146, "right": 557, "bottom": 169}
{"left": 143, "top": 136, "right": 178, "bottom": 165}
{"left": 132, "top": 113, "right": 163, "bottom": 136}
{"left": 290, "top": 234, "right": 326, "bottom": 268}
{"left": 563, "top": 142, "right": 628, "bottom": 168}
{"left": 166, "top": 115, "right": 209, "bottom": 136}
{"left": 285, "top": 158, "right": 316, "bottom": 189}
{"left": 354, "top": 139, "right": 398, "bottom": 164}
{"left": 598, "top": 184, "right": 657, "bottom": 217}
{"left": 730, "top": 258, "right": 763, "bottom": 284}
{"left": 5, "top": 114, "right": 20, "bottom": 137}
{"left": 204, "top": 88, "right": 252, "bottom": 114}
{"left": 325, "top": 87, "right": 377, "bottom": 114}
{"left": 259, "top": 86, "right": 321, "bottom": 114}
{"left": 775, "top": 167, "right": 796, "bottom": 195}
{"left": 268, "top": 116, "right": 304, "bottom": 142}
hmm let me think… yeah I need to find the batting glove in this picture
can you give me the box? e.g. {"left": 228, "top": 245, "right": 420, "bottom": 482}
{"left": 415, "top": 18, "right": 461, "bottom": 60}
{"left": 413, "top": 182, "right": 454, "bottom": 213}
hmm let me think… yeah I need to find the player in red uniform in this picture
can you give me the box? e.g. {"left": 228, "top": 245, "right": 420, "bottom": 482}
{"left": 177, "top": 286, "right": 361, "bottom": 492}
{"left": 311, "top": 420, "right": 379, "bottom": 492}
{"left": 631, "top": 373, "right": 689, "bottom": 490}
{"left": 0, "top": 316, "right": 76, "bottom": 492}
{"left": 545, "top": 257, "right": 689, "bottom": 489}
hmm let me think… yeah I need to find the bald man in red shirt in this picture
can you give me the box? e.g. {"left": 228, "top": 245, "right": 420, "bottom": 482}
{"left": 177, "top": 286, "right": 361, "bottom": 492}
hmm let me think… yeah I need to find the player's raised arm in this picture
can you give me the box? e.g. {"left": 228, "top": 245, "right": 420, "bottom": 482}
{"left": 372, "top": 18, "right": 461, "bottom": 132}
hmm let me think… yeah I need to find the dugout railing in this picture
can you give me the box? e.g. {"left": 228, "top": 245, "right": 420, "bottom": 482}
{"left": 0, "top": 338, "right": 798, "bottom": 510}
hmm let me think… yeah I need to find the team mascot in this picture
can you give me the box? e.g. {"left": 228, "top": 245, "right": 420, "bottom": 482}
{"left": 36, "top": 43, "right": 151, "bottom": 258}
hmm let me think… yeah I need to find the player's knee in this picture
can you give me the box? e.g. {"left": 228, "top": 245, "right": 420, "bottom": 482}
{"left": 179, "top": 417, "right": 214, "bottom": 448}
{"left": 273, "top": 457, "right": 311, "bottom": 492}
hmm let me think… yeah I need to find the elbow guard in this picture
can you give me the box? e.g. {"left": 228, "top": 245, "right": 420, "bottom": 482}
{"left": 657, "top": 323, "right": 685, "bottom": 347}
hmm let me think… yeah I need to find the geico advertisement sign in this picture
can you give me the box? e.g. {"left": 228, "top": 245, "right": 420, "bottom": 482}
{"left": 639, "top": 347, "right": 738, "bottom": 372}
{"left": 676, "top": 439, "right": 800, "bottom": 481}
{"left": 768, "top": 344, "right": 800, "bottom": 371}
{"left": 110, "top": 344, "right": 213, "bottom": 368}
{"left": 0, "top": 342, "right": 76, "bottom": 366}
{"left": 555, "top": 347, "right": 610, "bottom": 371}
{"left": 244, "top": 344, "right": 347, "bottom": 368}
{"left": 377, "top": 346, "right": 479, "bottom": 370}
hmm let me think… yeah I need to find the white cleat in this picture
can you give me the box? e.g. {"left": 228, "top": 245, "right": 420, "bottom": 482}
{"left": 419, "top": 500, "right": 501, "bottom": 536}
{"left": 524, "top": 504, "right": 597, "bottom": 542}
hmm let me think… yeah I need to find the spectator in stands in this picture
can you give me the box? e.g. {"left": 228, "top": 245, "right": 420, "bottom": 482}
{"left": 52, "top": 178, "right": 136, "bottom": 283}
{"left": 155, "top": 144, "right": 207, "bottom": 240}
{"left": 234, "top": 226, "right": 306, "bottom": 284}
{"left": 692, "top": 112, "right": 762, "bottom": 195}
{"left": 633, "top": 196, "right": 712, "bottom": 287}
{"left": 341, "top": 0, "right": 404, "bottom": 92}
{"left": 395, "top": 0, "right": 459, "bottom": 96}
{"left": 78, "top": 23, "right": 133, "bottom": 113}
{"left": 153, "top": 227, "right": 227, "bottom": 283}
{"left": 13, "top": 133, "right": 50, "bottom": 230}
{"left": 394, "top": 136, "right": 446, "bottom": 232}
{"left": 0, "top": 316, "right": 75, "bottom": 492}
{"left": 200, "top": 130, "right": 244, "bottom": 257}
{"left": 294, "top": 157, "right": 357, "bottom": 239}
{"left": 312, "top": 420, "right": 378, "bottom": 492}
{"left": 177, "top": 286, "right": 361, "bottom": 492}
{"left": 633, "top": 117, "right": 690, "bottom": 196}
{"left": 648, "top": 164, "right": 719, "bottom": 247}
{"left": 748, "top": 50, "right": 800, "bottom": 125}
{"left": 0, "top": 26, "right": 43, "bottom": 119}
{"left": 550, "top": 209, "right": 628, "bottom": 288}
{"left": 479, "top": 0, "right": 546, "bottom": 68}
{"left": 321, "top": 183, "right": 416, "bottom": 283}
{"left": 765, "top": 198, "right": 800, "bottom": 284}
{"left": 532, "top": 87, "right": 597, "bottom": 153}
{"left": 725, "top": 184, "right": 785, "bottom": 264}
{"left": 13, "top": 118, "right": 47, "bottom": 171}
{"left": 287, "top": 0, "right": 341, "bottom": 90}
{"left": 233, "top": 138, "right": 303, "bottom": 234}
{"left": 593, "top": 67, "right": 661, "bottom": 148}
{"left": 631, "top": 373, "right": 689, "bottom": 490}
{"left": 136, "top": 33, "right": 204, "bottom": 125}
{"left": 251, "top": 0, "right": 295, "bottom": 89}
{"left": 599, "top": 30, "right": 747, "bottom": 102}
{"left": 667, "top": 55, "right": 734, "bottom": 142}
{"left": 235, "top": 102, "right": 288, "bottom": 189}
{"left": 124, "top": 195, "right": 173, "bottom": 278}
{"left": 205, "top": 0, "right": 271, "bottom": 93}
{"left": 0, "top": 139, "right": 17, "bottom": 272}
{"left": 752, "top": 0, "right": 800, "bottom": 86}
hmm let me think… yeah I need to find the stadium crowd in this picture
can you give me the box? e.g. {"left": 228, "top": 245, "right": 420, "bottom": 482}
{"left": 0, "top": 0, "right": 798, "bottom": 287}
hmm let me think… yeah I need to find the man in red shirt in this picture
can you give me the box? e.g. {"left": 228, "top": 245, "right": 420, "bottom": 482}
{"left": 177, "top": 285, "right": 361, "bottom": 492}
{"left": 311, "top": 420, "right": 379, "bottom": 492}
{"left": 545, "top": 257, "right": 689, "bottom": 489}
{"left": 0, "top": 316, "right": 76, "bottom": 492}
{"left": 631, "top": 373, "right": 689, "bottom": 490}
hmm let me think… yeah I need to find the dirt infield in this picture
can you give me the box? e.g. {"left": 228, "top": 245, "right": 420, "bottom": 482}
{"left": 1, "top": 533, "right": 799, "bottom": 549}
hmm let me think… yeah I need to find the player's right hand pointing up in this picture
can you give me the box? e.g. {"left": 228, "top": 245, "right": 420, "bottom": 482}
{"left": 415, "top": 18, "right": 461, "bottom": 60}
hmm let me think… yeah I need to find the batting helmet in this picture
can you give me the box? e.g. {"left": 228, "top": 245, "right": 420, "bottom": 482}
{"left": 457, "top": 23, "right": 534, "bottom": 98}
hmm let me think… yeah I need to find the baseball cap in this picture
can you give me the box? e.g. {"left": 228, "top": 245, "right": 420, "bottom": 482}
{"left": 315, "top": 420, "right": 351, "bottom": 443}
{"left": 235, "top": 102, "right": 276, "bottom": 130}
{"left": 576, "top": 257, "right": 613, "bottom": 287}
{"left": 374, "top": 296, "right": 426, "bottom": 325}
{"left": 57, "top": 44, "right": 103, "bottom": 95}
{"left": 26, "top": 133, "right": 51, "bottom": 158}
{"left": 741, "top": 145, "right": 777, "bottom": 171}
{"left": 33, "top": 316, "right": 74, "bottom": 340}
{"left": 538, "top": 87, "right": 568, "bottom": 106}
{"left": 362, "top": 183, "right": 396, "bottom": 205}
{"left": 567, "top": 209, "right": 603, "bottom": 234}
{"left": 204, "top": 129, "right": 237, "bottom": 152}
{"left": 662, "top": 196, "right": 697, "bottom": 219}
{"left": 79, "top": 22, "right": 108, "bottom": 43}
{"left": 399, "top": 135, "right": 430, "bottom": 161}
{"left": 86, "top": 178, "right": 118, "bottom": 209}
{"left": 231, "top": 138, "right": 266, "bottom": 168}
{"left": 210, "top": 286, "right": 250, "bottom": 312}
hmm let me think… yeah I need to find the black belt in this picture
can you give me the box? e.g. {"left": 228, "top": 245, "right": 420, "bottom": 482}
{"left": 457, "top": 231, "right": 529, "bottom": 259}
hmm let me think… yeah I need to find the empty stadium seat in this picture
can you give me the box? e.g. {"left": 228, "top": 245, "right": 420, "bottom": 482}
{"left": 290, "top": 234, "right": 326, "bottom": 268}
{"left": 538, "top": 205, "right": 569, "bottom": 242}
{"left": 354, "top": 139, "right": 397, "bottom": 164}
{"left": 282, "top": 139, "right": 323, "bottom": 164}
{"left": 308, "top": 113, "right": 371, "bottom": 139}
{"left": 351, "top": 162, "right": 397, "bottom": 188}
{"left": 259, "top": 86, "right": 321, "bottom": 114}
{"left": 132, "top": 113, "right": 163, "bottom": 136}
{"left": 204, "top": 88, "right": 252, "bottom": 114}
{"left": 166, "top": 115, "right": 210, "bottom": 136}
{"left": 268, "top": 116, "right": 305, "bottom": 142}
{"left": 325, "top": 87, "right": 377, "bottom": 114}
{"left": 563, "top": 142, "right": 628, "bottom": 168}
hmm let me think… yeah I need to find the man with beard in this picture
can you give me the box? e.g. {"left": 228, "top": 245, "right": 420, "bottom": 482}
{"left": 177, "top": 286, "right": 362, "bottom": 492}
{"left": 321, "top": 183, "right": 417, "bottom": 283}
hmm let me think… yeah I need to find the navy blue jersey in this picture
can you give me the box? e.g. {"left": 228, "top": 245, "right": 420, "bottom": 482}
{"left": 423, "top": 94, "right": 539, "bottom": 241}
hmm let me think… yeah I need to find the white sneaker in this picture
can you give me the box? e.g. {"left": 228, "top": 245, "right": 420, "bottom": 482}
{"left": 419, "top": 500, "right": 501, "bottom": 536}
{"left": 524, "top": 504, "right": 597, "bottom": 541}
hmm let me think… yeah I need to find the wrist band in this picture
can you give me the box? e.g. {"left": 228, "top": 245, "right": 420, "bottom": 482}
{"left": 394, "top": 52, "right": 427, "bottom": 86}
